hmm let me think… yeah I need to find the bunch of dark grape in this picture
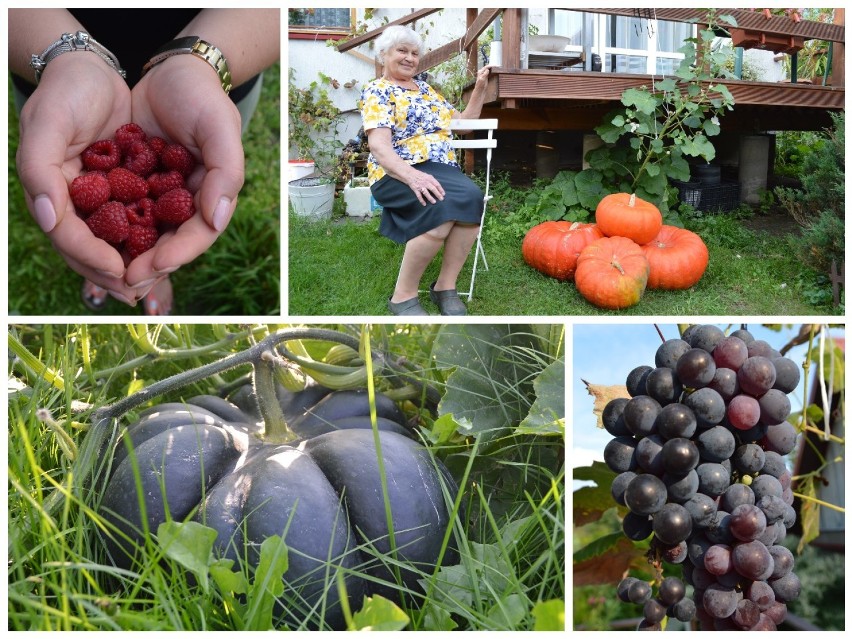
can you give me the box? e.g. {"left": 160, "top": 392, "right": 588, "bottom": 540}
{"left": 604, "top": 325, "right": 801, "bottom": 630}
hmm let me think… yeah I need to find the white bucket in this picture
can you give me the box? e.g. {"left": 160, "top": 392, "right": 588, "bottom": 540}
{"left": 289, "top": 177, "right": 335, "bottom": 220}
{"left": 288, "top": 160, "right": 315, "bottom": 182}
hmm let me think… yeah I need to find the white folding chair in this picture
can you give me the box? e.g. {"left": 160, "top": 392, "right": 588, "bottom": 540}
{"left": 449, "top": 118, "right": 498, "bottom": 301}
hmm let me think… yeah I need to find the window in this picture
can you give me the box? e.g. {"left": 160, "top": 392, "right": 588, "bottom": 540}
{"left": 288, "top": 8, "right": 354, "bottom": 34}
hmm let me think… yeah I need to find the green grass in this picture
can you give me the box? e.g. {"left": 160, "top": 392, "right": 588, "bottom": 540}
{"left": 288, "top": 199, "right": 839, "bottom": 316}
{"left": 7, "top": 63, "right": 281, "bottom": 316}
{"left": 9, "top": 324, "right": 565, "bottom": 631}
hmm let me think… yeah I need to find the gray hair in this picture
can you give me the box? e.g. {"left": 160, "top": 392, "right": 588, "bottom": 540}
{"left": 374, "top": 25, "right": 423, "bottom": 64}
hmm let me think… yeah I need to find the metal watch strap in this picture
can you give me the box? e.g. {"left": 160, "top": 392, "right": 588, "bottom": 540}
{"left": 142, "top": 36, "right": 233, "bottom": 94}
{"left": 30, "top": 31, "right": 126, "bottom": 84}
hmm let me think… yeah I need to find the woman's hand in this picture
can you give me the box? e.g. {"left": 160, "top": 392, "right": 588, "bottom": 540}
{"left": 407, "top": 169, "right": 445, "bottom": 206}
{"left": 16, "top": 53, "right": 138, "bottom": 303}
{"left": 126, "top": 54, "right": 244, "bottom": 290}
{"left": 473, "top": 64, "right": 492, "bottom": 91}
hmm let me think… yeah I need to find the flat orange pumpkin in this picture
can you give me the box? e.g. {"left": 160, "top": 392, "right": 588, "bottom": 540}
{"left": 575, "top": 236, "right": 650, "bottom": 309}
{"left": 595, "top": 193, "right": 663, "bottom": 245}
{"left": 642, "top": 225, "right": 710, "bottom": 290}
{"left": 521, "top": 221, "right": 604, "bottom": 281}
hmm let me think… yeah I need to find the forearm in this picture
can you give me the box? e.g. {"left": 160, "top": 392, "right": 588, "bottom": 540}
{"left": 176, "top": 9, "right": 280, "bottom": 86}
{"left": 8, "top": 9, "right": 86, "bottom": 79}
{"left": 369, "top": 140, "right": 420, "bottom": 185}
{"left": 456, "top": 84, "right": 488, "bottom": 120}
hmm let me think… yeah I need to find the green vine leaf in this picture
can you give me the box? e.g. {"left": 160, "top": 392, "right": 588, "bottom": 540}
{"left": 433, "top": 325, "right": 544, "bottom": 438}
{"left": 518, "top": 356, "right": 565, "bottom": 435}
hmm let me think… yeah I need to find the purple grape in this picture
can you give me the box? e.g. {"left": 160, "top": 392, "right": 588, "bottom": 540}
{"left": 656, "top": 339, "right": 691, "bottom": 369}
{"left": 624, "top": 473, "right": 667, "bottom": 515}
{"left": 703, "top": 583, "right": 739, "bottom": 619}
{"left": 738, "top": 356, "right": 777, "bottom": 396}
{"left": 676, "top": 348, "right": 717, "bottom": 388}
{"left": 687, "top": 324, "right": 725, "bottom": 353}
{"left": 713, "top": 336, "right": 749, "bottom": 371}
{"left": 772, "top": 356, "right": 801, "bottom": 393}
{"left": 768, "top": 545, "right": 794, "bottom": 579}
{"left": 646, "top": 367, "right": 683, "bottom": 405}
{"left": 604, "top": 436, "right": 637, "bottom": 473}
{"left": 602, "top": 397, "right": 632, "bottom": 436}
{"left": 703, "top": 543, "right": 733, "bottom": 576}
{"left": 627, "top": 365, "right": 653, "bottom": 397}
{"left": 683, "top": 387, "right": 726, "bottom": 428}
{"left": 658, "top": 576, "right": 686, "bottom": 605}
{"left": 732, "top": 540, "right": 773, "bottom": 581}
{"left": 729, "top": 503, "right": 767, "bottom": 542}
{"left": 652, "top": 503, "right": 693, "bottom": 545}
{"left": 624, "top": 395, "right": 662, "bottom": 437}
{"left": 770, "top": 572, "right": 801, "bottom": 602}
{"left": 661, "top": 437, "right": 699, "bottom": 475}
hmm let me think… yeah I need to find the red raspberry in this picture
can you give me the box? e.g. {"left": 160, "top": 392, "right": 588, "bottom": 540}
{"left": 114, "top": 123, "right": 146, "bottom": 153}
{"left": 155, "top": 188, "right": 195, "bottom": 225}
{"left": 147, "top": 170, "right": 185, "bottom": 198}
{"left": 124, "top": 141, "right": 158, "bottom": 177}
{"left": 108, "top": 168, "right": 149, "bottom": 203}
{"left": 148, "top": 136, "right": 168, "bottom": 157}
{"left": 126, "top": 225, "right": 160, "bottom": 258}
{"left": 86, "top": 201, "right": 129, "bottom": 244}
{"left": 81, "top": 139, "right": 121, "bottom": 171}
{"left": 126, "top": 198, "right": 158, "bottom": 227}
{"left": 69, "top": 172, "right": 111, "bottom": 214}
{"left": 161, "top": 143, "right": 196, "bottom": 176}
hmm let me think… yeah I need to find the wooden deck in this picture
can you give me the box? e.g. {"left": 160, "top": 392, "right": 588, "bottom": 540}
{"left": 475, "top": 68, "right": 845, "bottom": 132}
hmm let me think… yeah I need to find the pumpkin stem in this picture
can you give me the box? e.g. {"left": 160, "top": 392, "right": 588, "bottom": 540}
{"left": 628, "top": 193, "right": 637, "bottom": 207}
{"left": 252, "top": 355, "right": 298, "bottom": 443}
{"left": 611, "top": 257, "right": 626, "bottom": 276}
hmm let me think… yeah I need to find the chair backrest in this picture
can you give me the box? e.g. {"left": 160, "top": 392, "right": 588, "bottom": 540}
{"left": 449, "top": 119, "right": 498, "bottom": 150}
{"left": 449, "top": 119, "right": 498, "bottom": 197}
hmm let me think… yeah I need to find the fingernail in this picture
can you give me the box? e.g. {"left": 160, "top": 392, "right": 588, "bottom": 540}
{"left": 135, "top": 284, "right": 155, "bottom": 300}
{"left": 212, "top": 197, "right": 232, "bottom": 232}
{"left": 34, "top": 195, "right": 57, "bottom": 232}
{"left": 109, "top": 291, "right": 135, "bottom": 306}
{"left": 153, "top": 265, "right": 178, "bottom": 276}
{"left": 130, "top": 277, "right": 157, "bottom": 291}
{"left": 95, "top": 267, "right": 125, "bottom": 279}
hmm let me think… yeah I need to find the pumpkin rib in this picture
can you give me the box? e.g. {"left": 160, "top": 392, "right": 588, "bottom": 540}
{"left": 575, "top": 236, "right": 650, "bottom": 309}
{"left": 522, "top": 221, "right": 604, "bottom": 281}
{"left": 595, "top": 192, "right": 663, "bottom": 245}
{"left": 642, "top": 225, "right": 709, "bottom": 290}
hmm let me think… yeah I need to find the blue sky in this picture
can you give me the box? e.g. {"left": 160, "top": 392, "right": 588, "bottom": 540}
{"left": 570, "top": 323, "right": 839, "bottom": 475}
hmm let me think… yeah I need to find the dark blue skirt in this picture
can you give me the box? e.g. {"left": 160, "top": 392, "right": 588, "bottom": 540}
{"left": 370, "top": 161, "right": 484, "bottom": 244}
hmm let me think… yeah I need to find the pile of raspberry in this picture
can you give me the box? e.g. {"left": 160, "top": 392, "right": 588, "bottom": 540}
{"left": 70, "top": 123, "right": 197, "bottom": 258}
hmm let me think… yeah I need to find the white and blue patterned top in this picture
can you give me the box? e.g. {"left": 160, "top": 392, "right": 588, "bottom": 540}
{"left": 360, "top": 77, "right": 458, "bottom": 185}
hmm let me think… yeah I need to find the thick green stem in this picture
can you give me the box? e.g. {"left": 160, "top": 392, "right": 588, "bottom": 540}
{"left": 253, "top": 354, "right": 297, "bottom": 443}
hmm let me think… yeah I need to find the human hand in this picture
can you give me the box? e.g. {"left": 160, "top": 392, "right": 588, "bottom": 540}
{"left": 407, "top": 169, "right": 445, "bottom": 206}
{"left": 15, "top": 53, "right": 139, "bottom": 304}
{"left": 126, "top": 54, "right": 245, "bottom": 290}
{"left": 473, "top": 65, "right": 492, "bottom": 90}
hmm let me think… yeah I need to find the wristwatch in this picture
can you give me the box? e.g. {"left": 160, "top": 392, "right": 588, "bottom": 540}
{"left": 142, "top": 36, "right": 232, "bottom": 94}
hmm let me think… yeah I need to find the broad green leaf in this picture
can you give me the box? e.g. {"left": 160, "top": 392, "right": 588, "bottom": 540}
{"left": 246, "top": 535, "right": 289, "bottom": 630}
{"left": 157, "top": 521, "right": 217, "bottom": 591}
{"left": 432, "top": 325, "right": 539, "bottom": 437}
{"left": 532, "top": 599, "right": 565, "bottom": 630}
{"left": 808, "top": 342, "right": 845, "bottom": 391}
{"left": 421, "top": 604, "right": 458, "bottom": 631}
{"left": 560, "top": 176, "right": 580, "bottom": 207}
{"left": 422, "top": 564, "right": 474, "bottom": 615}
{"left": 573, "top": 531, "right": 624, "bottom": 563}
{"left": 575, "top": 169, "right": 607, "bottom": 209}
{"left": 573, "top": 461, "right": 616, "bottom": 486}
{"left": 611, "top": 114, "right": 625, "bottom": 127}
{"left": 655, "top": 78, "right": 677, "bottom": 92}
{"left": 622, "top": 87, "right": 657, "bottom": 115}
{"left": 518, "top": 356, "right": 565, "bottom": 435}
{"left": 209, "top": 558, "right": 248, "bottom": 595}
{"left": 350, "top": 595, "right": 410, "bottom": 631}
{"left": 574, "top": 485, "right": 614, "bottom": 526}
{"left": 703, "top": 118, "right": 721, "bottom": 136}
{"left": 428, "top": 413, "right": 464, "bottom": 445}
{"left": 487, "top": 593, "right": 528, "bottom": 628}
{"left": 646, "top": 163, "right": 661, "bottom": 178}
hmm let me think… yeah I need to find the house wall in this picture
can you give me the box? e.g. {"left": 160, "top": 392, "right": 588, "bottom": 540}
{"left": 288, "top": 8, "right": 548, "bottom": 158}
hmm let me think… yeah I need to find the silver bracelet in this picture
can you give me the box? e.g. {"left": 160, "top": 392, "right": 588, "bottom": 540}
{"left": 30, "top": 31, "right": 126, "bottom": 84}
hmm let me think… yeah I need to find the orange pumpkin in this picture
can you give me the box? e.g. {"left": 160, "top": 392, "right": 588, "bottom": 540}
{"left": 595, "top": 193, "right": 663, "bottom": 245}
{"left": 575, "top": 236, "right": 650, "bottom": 309}
{"left": 642, "top": 225, "right": 710, "bottom": 290}
{"left": 521, "top": 221, "right": 604, "bottom": 281}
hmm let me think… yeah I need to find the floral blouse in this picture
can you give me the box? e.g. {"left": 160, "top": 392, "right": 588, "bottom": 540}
{"left": 360, "top": 77, "right": 458, "bottom": 185}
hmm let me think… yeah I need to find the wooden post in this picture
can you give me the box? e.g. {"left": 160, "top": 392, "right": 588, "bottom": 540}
{"left": 831, "top": 8, "right": 845, "bottom": 87}
{"left": 502, "top": 9, "right": 521, "bottom": 70}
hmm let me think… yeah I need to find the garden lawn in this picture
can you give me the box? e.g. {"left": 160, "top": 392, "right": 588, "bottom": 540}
{"left": 7, "top": 63, "right": 281, "bottom": 316}
{"left": 288, "top": 205, "right": 839, "bottom": 316}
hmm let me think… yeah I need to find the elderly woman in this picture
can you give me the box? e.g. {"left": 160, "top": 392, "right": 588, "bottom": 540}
{"left": 360, "top": 25, "right": 492, "bottom": 315}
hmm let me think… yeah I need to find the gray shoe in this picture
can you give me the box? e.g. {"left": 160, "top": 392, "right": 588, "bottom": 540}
{"left": 429, "top": 282, "right": 467, "bottom": 316}
{"left": 388, "top": 296, "right": 429, "bottom": 315}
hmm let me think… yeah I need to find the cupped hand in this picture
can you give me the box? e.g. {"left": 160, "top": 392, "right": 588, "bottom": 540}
{"left": 126, "top": 55, "right": 244, "bottom": 289}
{"left": 16, "top": 54, "right": 138, "bottom": 302}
